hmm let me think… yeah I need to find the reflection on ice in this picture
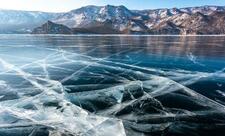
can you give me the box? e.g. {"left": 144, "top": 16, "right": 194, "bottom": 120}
{"left": 0, "top": 35, "right": 225, "bottom": 136}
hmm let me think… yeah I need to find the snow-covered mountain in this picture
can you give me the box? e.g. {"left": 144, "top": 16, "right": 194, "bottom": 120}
{"left": 53, "top": 5, "right": 137, "bottom": 31}
{"left": 49, "top": 5, "right": 225, "bottom": 34}
{"left": 1, "top": 5, "right": 225, "bottom": 34}
{"left": 0, "top": 9, "right": 60, "bottom": 33}
{"left": 179, "top": 5, "right": 225, "bottom": 15}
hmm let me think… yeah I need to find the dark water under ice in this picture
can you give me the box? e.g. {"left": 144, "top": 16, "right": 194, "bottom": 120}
{"left": 0, "top": 35, "right": 225, "bottom": 136}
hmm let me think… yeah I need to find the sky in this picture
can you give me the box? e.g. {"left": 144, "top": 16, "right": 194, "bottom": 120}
{"left": 0, "top": 0, "right": 225, "bottom": 12}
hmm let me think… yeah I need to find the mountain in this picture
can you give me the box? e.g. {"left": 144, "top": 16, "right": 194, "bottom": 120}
{"left": 1, "top": 5, "right": 225, "bottom": 34}
{"left": 180, "top": 11, "right": 225, "bottom": 34}
{"left": 151, "top": 11, "right": 225, "bottom": 34}
{"left": 41, "top": 5, "right": 225, "bottom": 34}
{"left": 0, "top": 9, "right": 60, "bottom": 33}
{"left": 52, "top": 5, "right": 148, "bottom": 33}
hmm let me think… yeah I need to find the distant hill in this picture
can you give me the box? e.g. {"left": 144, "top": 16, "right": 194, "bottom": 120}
{"left": 0, "top": 10, "right": 61, "bottom": 33}
{"left": 31, "top": 21, "right": 73, "bottom": 34}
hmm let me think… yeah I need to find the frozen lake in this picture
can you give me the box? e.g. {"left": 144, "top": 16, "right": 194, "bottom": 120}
{"left": 0, "top": 35, "right": 225, "bottom": 136}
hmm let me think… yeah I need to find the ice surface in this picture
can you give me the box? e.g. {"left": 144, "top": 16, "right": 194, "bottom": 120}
{"left": 0, "top": 44, "right": 127, "bottom": 136}
{"left": 0, "top": 35, "right": 225, "bottom": 136}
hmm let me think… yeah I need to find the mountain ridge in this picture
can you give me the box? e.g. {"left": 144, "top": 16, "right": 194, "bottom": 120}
{"left": 0, "top": 5, "right": 225, "bottom": 34}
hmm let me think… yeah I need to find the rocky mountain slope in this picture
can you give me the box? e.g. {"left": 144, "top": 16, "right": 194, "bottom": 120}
{"left": 31, "top": 21, "right": 72, "bottom": 34}
{"left": 150, "top": 11, "right": 225, "bottom": 34}
{"left": 2, "top": 5, "right": 225, "bottom": 34}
